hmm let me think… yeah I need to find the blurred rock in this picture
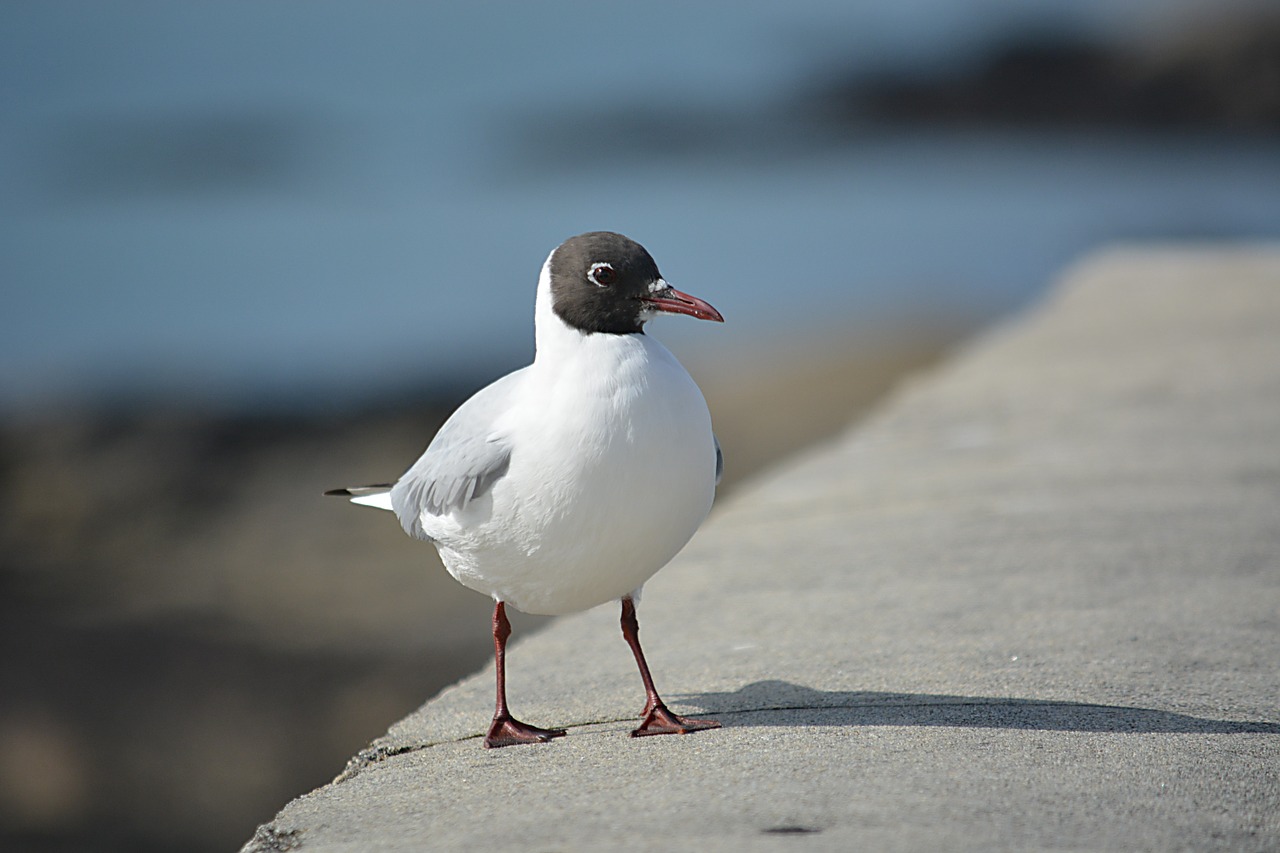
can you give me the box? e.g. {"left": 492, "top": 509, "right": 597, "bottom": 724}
{"left": 829, "top": 14, "right": 1280, "bottom": 132}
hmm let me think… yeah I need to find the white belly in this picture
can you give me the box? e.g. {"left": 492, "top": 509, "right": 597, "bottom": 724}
{"left": 421, "top": 334, "right": 716, "bottom": 615}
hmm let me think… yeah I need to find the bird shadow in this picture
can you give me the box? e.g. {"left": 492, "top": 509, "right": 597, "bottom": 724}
{"left": 674, "top": 680, "right": 1280, "bottom": 735}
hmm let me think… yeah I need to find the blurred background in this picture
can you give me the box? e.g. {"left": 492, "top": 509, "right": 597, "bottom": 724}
{"left": 2, "top": 0, "right": 1278, "bottom": 850}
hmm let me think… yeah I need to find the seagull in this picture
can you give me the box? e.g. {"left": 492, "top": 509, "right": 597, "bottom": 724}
{"left": 327, "top": 232, "right": 724, "bottom": 748}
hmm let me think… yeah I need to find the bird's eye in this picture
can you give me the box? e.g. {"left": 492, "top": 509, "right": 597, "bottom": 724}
{"left": 589, "top": 263, "right": 616, "bottom": 287}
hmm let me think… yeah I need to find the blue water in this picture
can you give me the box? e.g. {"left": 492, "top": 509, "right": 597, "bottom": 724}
{"left": 3, "top": 0, "right": 1277, "bottom": 413}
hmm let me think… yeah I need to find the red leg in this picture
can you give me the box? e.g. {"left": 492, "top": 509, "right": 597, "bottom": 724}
{"left": 484, "top": 601, "right": 566, "bottom": 748}
{"left": 620, "top": 596, "right": 720, "bottom": 738}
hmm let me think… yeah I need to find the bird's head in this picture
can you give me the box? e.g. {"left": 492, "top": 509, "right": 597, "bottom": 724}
{"left": 548, "top": 232, "right": 723, "bottom": 335}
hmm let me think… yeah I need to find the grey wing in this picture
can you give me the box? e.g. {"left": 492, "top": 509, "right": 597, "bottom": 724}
{"left": 389, "top": 369, "right": 523, "bottom": 540}
{"left": 714, "top": 434, "right": 723, "bottom": 486}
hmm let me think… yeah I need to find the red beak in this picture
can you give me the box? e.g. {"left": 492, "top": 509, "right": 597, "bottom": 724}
{"left": 643, "top": 284, "right": 724, "bottom": 323}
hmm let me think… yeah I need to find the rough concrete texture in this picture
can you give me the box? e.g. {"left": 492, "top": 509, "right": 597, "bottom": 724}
{"left": 244, "top": 247, "right": 1280, "bottom": 852}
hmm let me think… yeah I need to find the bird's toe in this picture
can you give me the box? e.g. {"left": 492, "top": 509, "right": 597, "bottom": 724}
{"left": 630, "top": 703, "right": 720, "bottom": 738}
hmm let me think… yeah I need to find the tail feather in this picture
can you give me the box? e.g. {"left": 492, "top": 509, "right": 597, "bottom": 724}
{"left": 325, "top": 484, "right": 394, "bottom": 510}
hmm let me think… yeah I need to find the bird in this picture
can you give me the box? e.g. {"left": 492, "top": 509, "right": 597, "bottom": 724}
{"left": 327, "top": 231, "right": 725, "bottom": 748}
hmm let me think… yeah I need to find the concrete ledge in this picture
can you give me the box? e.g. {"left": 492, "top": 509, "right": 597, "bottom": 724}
{"left": 245, "top": 246, "right": 1280, "bottom": 851}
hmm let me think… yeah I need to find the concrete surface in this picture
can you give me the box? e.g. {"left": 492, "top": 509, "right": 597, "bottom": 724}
{"left": 244, "top": 247, "right": 1280, "bottom": 852}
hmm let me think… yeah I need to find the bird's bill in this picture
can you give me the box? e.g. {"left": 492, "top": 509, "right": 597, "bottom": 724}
{"left": 643, "top": 284, "right": 724, "bottom": 323}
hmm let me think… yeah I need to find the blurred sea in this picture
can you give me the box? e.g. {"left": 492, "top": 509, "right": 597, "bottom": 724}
{"left": 4, "top": 0, "right": 1278, "bottom": 415}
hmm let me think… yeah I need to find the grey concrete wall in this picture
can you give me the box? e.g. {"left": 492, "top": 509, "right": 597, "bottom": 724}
{"left": 244, "top": 247, "right": 1280, "bottom": 852}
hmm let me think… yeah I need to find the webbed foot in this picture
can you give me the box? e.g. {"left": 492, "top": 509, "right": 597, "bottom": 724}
{"left": 484, "top": 714, "right": 567, "bottom": 748}
{"left": 631, "top": 702, "right": 720, "bottom": 738}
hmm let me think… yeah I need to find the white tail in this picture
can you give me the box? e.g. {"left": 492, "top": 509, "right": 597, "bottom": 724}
{"left": 324, "top": 485, "right": 394, "bottom": 511}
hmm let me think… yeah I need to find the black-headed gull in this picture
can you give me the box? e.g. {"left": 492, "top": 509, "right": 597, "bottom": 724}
{"left": 328, "top": 232, "right": 724, "bottom": 747}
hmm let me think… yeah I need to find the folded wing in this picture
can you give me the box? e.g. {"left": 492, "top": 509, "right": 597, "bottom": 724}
{"left": 389, "top": 369, "right": 523, "bottom": 540}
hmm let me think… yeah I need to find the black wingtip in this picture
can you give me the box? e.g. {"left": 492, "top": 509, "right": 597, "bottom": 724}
{"left": 324, "top": 488, "right": 353, "bottom": 497}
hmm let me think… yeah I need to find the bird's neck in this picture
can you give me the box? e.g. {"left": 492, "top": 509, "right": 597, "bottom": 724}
{"left": 533, "top": 254, "right": 643, "bottom": 366}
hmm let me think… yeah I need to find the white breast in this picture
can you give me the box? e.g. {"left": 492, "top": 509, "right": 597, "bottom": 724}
{"left": 418, "top": 280, "right": 717, "bottom": 615}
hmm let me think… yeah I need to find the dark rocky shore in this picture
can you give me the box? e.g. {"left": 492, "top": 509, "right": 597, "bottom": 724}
{"left": 816, "top": 14, "right": 1280, "bottom": 132}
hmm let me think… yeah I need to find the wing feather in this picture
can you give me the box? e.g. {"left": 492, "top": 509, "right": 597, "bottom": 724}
{"left": 389, "top": 370, "right": 523, "bottom": 540}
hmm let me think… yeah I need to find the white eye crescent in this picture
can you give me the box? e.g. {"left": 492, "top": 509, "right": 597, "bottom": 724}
{"left": 589, "top": 262, "right": 617, "bottom": 287}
